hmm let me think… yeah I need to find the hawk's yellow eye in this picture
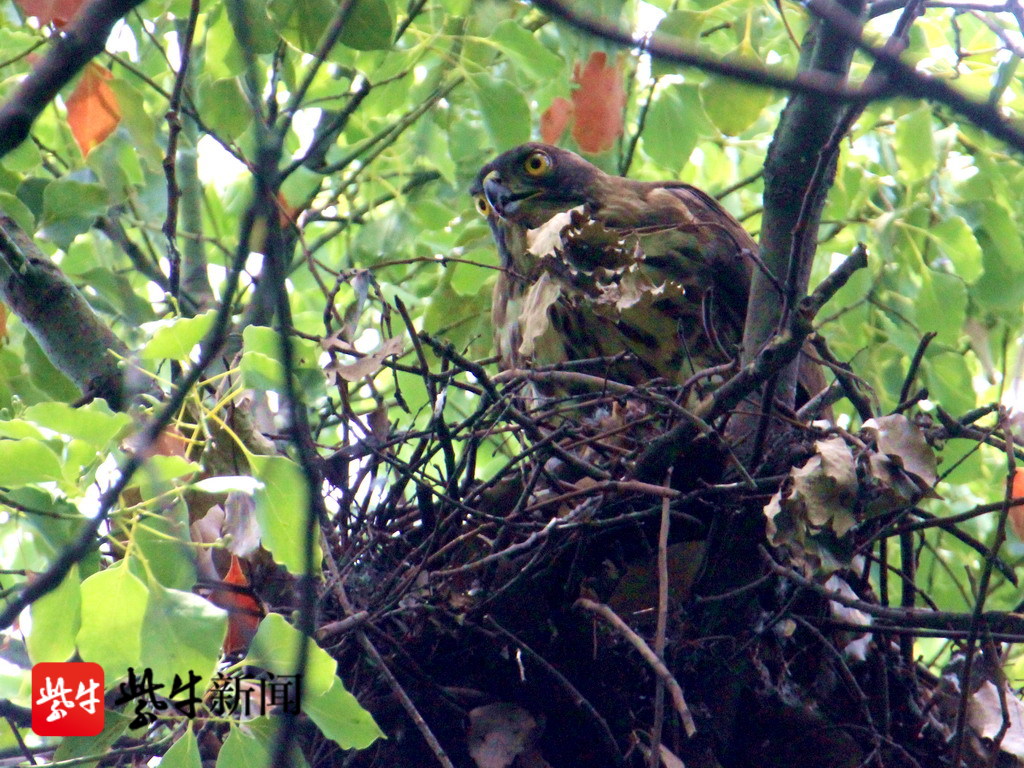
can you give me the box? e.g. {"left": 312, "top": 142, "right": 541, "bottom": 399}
{"left": 474, "top": 194, "right": 492, "bottom": 217}
{"left": 524, "top": 151, "right": 551, "bottom": 176}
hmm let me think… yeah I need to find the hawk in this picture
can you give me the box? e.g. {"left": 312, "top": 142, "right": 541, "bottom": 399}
{"left": 471, "top": 143, "right": 756, "bottom": 402}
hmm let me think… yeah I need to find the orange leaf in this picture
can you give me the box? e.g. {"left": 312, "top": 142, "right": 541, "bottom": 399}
{"left": 14, "top": 0, "right": 84, "bottom": 26}
{"left": 541, "top": 97, "right": 573, "bottom": 145}
{"left": 210, "top": 556, "right": 263, "bottom": 655}
{"left": 152, "top": 425, "right": 189, "bottom": 458}
{"left": 570, "top": 52, "right": 625, "bottom": 154}
{"left": 1010, "top": 468, "right": 1024, "bottom": 541}
{"left": 66, "top": 63, "right": 121, "bottom": 157}
{"left": 276, "top": 191, "right": 302, "bottom": 229}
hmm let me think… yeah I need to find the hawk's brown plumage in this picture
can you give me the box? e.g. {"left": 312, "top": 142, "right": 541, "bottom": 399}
{"left": 472, "top": 143, "right": 758, "bottom": 400}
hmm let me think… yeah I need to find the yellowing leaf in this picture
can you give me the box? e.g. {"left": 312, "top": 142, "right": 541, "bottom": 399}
{"left": 66, "top": 63, "right": 121, "bottom": 157}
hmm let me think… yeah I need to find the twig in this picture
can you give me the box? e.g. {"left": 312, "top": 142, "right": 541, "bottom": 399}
{"left": 420, "top": 335, "right": 611, "bottom": 481}
{"left": 429, "top": 518, "right": 558, "bottom": 577}
{"left": 162, "top": 0, "right": 201, "bottom": 311}
{"left": 760, "top": 546, "right": 1024, "bottom": 633}
{"left": 359, "top": 632, "right": 455, "bottom": 768}
{"left": 897, "top": 331, "right": 937, "bottom": 407}
{"left": 0, "top": 0, "right": 148, "bottom": 158}
{"left": 952, "top": 417, "right": 1016, "bottom": 766}
{"left": 531, "top": 0, "right": 887, "bottom": 100}
{"left": 807, "top": 333, "right": 875, "bottom": 421}
{"left": 485, "top": 617, "right": 626, "bottom": 767}
{"left": 576, "top": 598, "right": 697, "bottom": 737}
{"left": 649, "top": 469, "right": 673, "bottom": 766}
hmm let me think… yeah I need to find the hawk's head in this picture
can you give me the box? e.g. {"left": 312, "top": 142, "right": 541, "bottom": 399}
{"left": 470, "top": 143, "right": 601, "bottom": 229}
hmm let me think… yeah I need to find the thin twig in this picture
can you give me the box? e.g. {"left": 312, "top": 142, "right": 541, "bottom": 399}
{"left": 576, "top": 598, "right": 697, "bottom": 737}
{"left": 649, "top": 468, "right": 673, "bottom": 766}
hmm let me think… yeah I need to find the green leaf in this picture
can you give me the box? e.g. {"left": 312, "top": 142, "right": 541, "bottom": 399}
{"left": 305, "top": 676, "right": 385, "bottom": 749}
{"left": 240, "top": 325, "right": 321, "bottom": 393}
{"left": 268, "top": 0, "right": 333, "bottom": 53}
{"left": 490, "top": 20, "right": 564, "bottom": 80}
{"left": 914, "top": 270, "right": 966, "bottom": 345}
{"left": 108, "top": 79, "right": 164, "bottom": 171}
{"left": 339, "top": 0, "right": 393, "bottom": 51}
{"left": 40, "top": 179, "right": 109, "bottom": 250}
{"left": 929, "top": 216, "right": 981, "bottom": 283}
{"left": 140, "top": 310, "right": 217, "bottom": 361}
{"left": 136, "top": 454, "right": 202, "bottom": 484}
{"left": 225, "top": 0, "right": 279, "bottom": 53}
{"left": 23, "top": 401, "right": 131, "bottom": 447}
{"left": 938, "top": 438, "right": 985, "bottom": 485}
{"left": 923, "top": 352, "right": 976, "bottom": 415}
{"left": 198, "top": 79, "right": 252, "bottom": 142}
{"left": 27, "top": 564, "right": 81, "bottom": 663}
{"left": 140, "top": 582, "right": 227, "bottom": 687}
{"left": 973, "top": 202, "right": 1024, "bottom": 311}
{"left": 652, "top": 10, "right": 703, "bottom": 77}
{"left": 132, "top": 500, "right": 197, "bottom": 591}
{"left": 895, "top": 105, "right": 937, "bottom": 182}
{"left": 0, "top": 420, "right": 44, "bottom": 440}
{"left": 473, "top": 75, "right": 531, "bottom": 151}
{"left": 217, "top": 723, "right": 271, "bottom": 768}
{"left": 53, "top": 710, "right": 132, "bottom": 768}
{"left": 77, "top": 564, "right": 149, "bottom": 684}
{"left": 0, "top": 191, "right": 35, "bottom": 233}
{"left": 251, "top": 455, "right": 323, "bottom": 574}
{"left": 700, "top": 49, "right": 772, "bottom": 136}
{"left": 642, "top": 84, "right": 705, "bottom": 172}
{"left": 2, "top": 130, "right": 41, "bottom": 174}
{"left": 449, "top": 248, "right": 498, "bottom": 296}
{"left": 0, "top": 439, "right": 63, "bottom": 485}
{"left": 240, "top": 613, "right": 338, "bottom": 698}
{"left": 160, "top": 727, "right": 202, "bottom": 768}
{"left": 42, "top": 179, "right": 108, "bottom": 219}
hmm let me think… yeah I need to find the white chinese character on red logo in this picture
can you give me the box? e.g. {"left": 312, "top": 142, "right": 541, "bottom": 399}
{"left": 36, "top": 676, "right": 75, "bottom": 722}
{"left": 75, "top": 678, "right": 101, "bottom": 715}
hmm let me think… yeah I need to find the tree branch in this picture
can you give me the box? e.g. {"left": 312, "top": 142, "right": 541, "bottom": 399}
{"left": 0, "top": 0, "right": 147, "bottom": 158}
{"left": 0, "top": 214, "right": 146, "bottom": 409}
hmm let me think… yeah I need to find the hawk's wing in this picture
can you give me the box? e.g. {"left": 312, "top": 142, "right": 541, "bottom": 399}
{"left": 499, "top": 202, "right": 750, "bottom": 392}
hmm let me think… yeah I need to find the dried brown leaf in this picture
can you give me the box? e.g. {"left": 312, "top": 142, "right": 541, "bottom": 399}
{"left": 968, "top": 680, "right": 1024, "bottom": 758}
{"left": 324, "top": 335, "right": 404, "bottom": 383}
{"left": 468, "top": 703, "right": 543, "bottom": 768}
{"left": 862, "top": 414, "right": 938, "bottom": 489}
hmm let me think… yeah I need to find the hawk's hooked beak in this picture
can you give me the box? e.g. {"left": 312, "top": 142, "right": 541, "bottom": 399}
{"left": 482, "top": 170, "right": 512, "bottom": 218}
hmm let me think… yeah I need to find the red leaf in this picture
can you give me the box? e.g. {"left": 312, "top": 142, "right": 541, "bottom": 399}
{"left": 66, "top": 63, "right": 121, "bottom": 157}
{"left": 1010, "top": 468, "right": 1024, "bottom": 541}
{"left": 541, "top": 97, "right": 573, "bottom": 145}
{"left": 210, "top": 555, "right": 263, "bottom": 655}
{"left": 14, "top": 0, "right": 84, "bottom": 26}
{"left": 570, "top": 52, "right": 625, "bottom": 153}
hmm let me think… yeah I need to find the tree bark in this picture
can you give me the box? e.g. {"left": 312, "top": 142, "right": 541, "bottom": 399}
{"left": 738, "top": 0, "right": 867, "bottom": 431}
{"left": 0, "top": 214, "right": 145, "bottom": 409}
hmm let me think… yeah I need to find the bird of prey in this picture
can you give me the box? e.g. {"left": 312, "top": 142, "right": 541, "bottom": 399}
{"left": 470, "top": 142, "right": 757, "bottom": 402}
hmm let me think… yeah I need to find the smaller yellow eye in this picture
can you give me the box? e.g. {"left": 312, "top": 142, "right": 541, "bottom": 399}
{"left": 524, "top": 151, "right": 551, "bottom": 176}
{"left": 475, "top": 194, "right": 492, "bottom": 217}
